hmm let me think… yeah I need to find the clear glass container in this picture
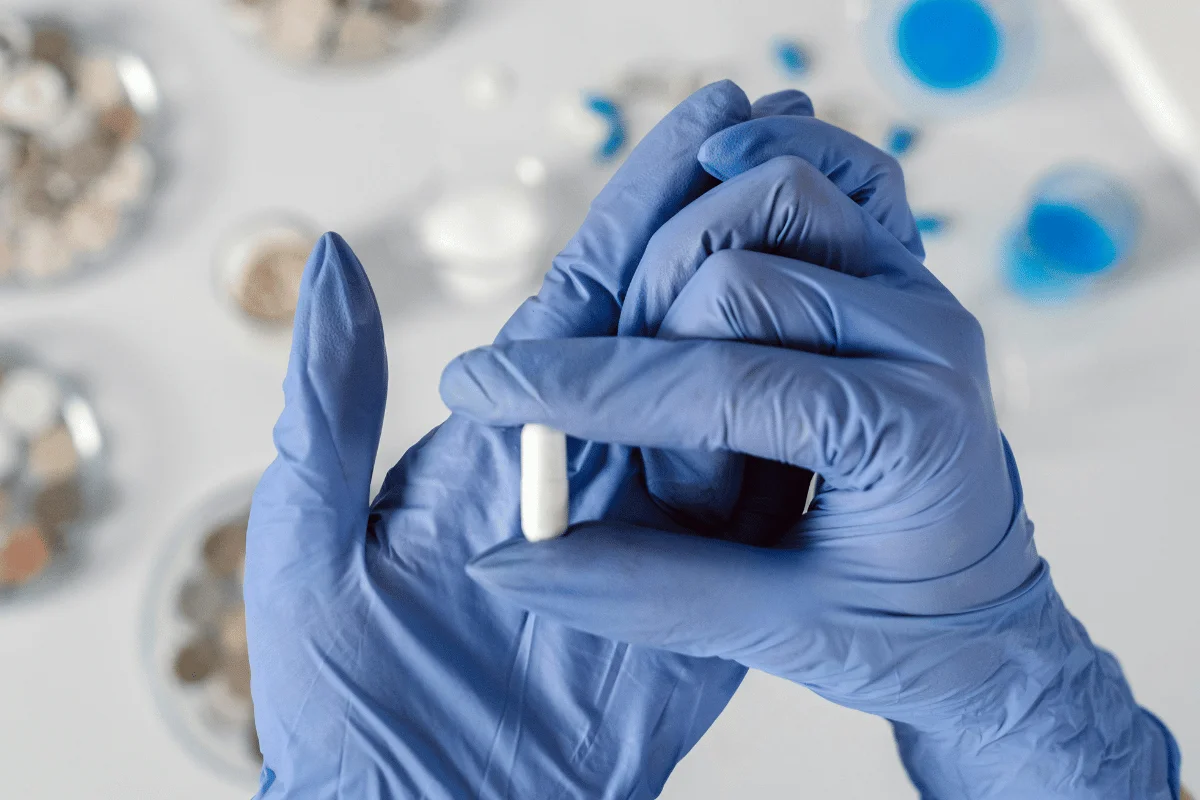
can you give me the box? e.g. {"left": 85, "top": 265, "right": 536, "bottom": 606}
{"left": 1002, "top": 165, "right": 1140, "bottom": 303}
{"left": 861, "top": 0, "right": 1038, "bottom": 114}
{"left": 0, "top": 343, "right": 108, "bottom": 602}
{"left": 224, "top": 0, "right": 454, "bottom": 68}
{"left": 398, "top": 152, "right": 556, "bottom": 304}
{"left": 0, "top": 12, "right": 162, "bottom": 287}
{"left": 142, "top": 478, "right": 260, "bottom": 786}
{"left": 214, "top": 212, "right": 320, "bottom": 329}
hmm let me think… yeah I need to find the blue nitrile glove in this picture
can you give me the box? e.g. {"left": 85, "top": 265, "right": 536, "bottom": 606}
{"left": 244, "top": 82, "right": 748, "bottom": 798}
{"left": 625, "top": 106, "right": 929, "bottom": 534}
{"left": 245, "top": 82, "right": 931, "bottom": 798}
{"left": 443, "top": 156, "right": 1183, "bottom": 794}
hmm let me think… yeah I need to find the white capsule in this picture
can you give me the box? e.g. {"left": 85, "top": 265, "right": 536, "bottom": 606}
{"left": 520, "top": 423, "right": 568, "bottom": 542}
{"left": 803, "top": 472, "right": 819, "bottom": 514}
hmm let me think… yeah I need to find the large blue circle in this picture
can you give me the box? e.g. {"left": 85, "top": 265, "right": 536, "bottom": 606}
{"left": 897, "top": 0, "right": 1002, "bottom": 91}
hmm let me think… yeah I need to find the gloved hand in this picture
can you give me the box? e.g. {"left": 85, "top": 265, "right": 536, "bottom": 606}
{"left": 244, "top": 82, "right": 747, "bottom": 798}
{"left": 246, "top": 81, "right": 927, "bottom": 798}
{"left": 443, "top": 131, "right": 1184, "bottom": 796}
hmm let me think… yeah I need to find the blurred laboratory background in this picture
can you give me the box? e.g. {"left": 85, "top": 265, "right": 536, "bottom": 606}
{"left": 0, "top": 0, "right": 1197, "bottom": 796}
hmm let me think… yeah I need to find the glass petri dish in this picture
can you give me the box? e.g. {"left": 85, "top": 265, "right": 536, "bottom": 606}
{"left": 142, "top": 479, "right": 260, "bottom": 786}
{"left": 404, "top": 156, "right": 553, "bottom": 304}
{"left": 860, "top": 0, "right": 1038, "bottom": 115}
{"left": 1002, "top": 164, "right": 1140, "bottom": 303}
{"left": 224, "top": 0, "right": 453, "bottom": 68}
{"left": 0, "top": 344, "right": 108, "bottom": 600}
{"left": 0, "top": 13, "right": 162, "bottom": 286}
{"left": 214, "top": 212, "right": 320, "bottom": 329}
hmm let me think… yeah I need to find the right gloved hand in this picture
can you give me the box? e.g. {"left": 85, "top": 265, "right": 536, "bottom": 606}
{"left": 444, "top": 119, "right": 1183, "bottom": 798}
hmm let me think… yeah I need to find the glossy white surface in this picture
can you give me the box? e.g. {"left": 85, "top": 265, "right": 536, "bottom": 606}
{"left": 520, "top": 423, "right": 568, "bottom": 543}
{"left": 0, "top": 0, "right": 1195, "bottom": 797}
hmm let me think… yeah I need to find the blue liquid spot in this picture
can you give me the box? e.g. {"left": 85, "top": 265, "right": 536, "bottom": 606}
{"left": 897, "top": 0, "right": 1002, "bottom": 91}
{"left": 583, "top": 93, "right": 627, "bottom": 162}
{"left": 773, "top": 39, "right": 811, "bottom": 77}
{"left": 915, "top": 214, "right": 950, "bottom": 235}
{"left": 1026, "top": 203, "right": 1119, "bottom": 274}
{"left": 884, "top": 124, "right": 920, "bottom": 156}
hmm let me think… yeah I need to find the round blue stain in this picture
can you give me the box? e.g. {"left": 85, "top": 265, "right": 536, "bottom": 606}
{"left": 915, "top": 214, "right": 950, "bottom": 235}
{"left": 884, "top": 124, "right": 920, "bottom": 157}
{"left": 1026, "top": 203, "right": 1119, "bottom": 274}
{"left": 773, "top": 39, "right": 811, "bottom": 77}
{"left": 897, "top": 0, "right": 1002, "bottom": 91}
{"left": 583, "top": 92, "right": 627, "bottom": 162}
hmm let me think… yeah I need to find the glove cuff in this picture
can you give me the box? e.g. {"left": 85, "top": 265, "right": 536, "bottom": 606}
{"left": 892, "top": 575, "right": 1180, "bottom": 799}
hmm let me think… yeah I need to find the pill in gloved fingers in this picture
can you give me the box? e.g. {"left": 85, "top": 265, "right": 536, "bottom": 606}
{"left": 520, "top": 423, "right": 568, "bottom": 542}
{"left": 803, "top": 472, "right": 819, "bottom": 513}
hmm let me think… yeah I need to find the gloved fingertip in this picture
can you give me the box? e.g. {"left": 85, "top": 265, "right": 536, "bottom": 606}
{"left": 692, "top": 79, "right": 753, "bottom": 121}
{"left": 294, "top": 231, "right": 377, "bottom": 338}
{"left": 695, "top": 142, "right": 732, "bottom": 182}
{"left": 438, "top": 347, "right": 505, "bottom": 422}
{"left": 695, "top": 117, "right": 784, "bottom": 182}
{"left": 320, "top": 230, "right": 363, "bottom": 278}
{"left": 302, "top": 231, "right": 348, "bottom": 294}
{"left": 750, "top": 89, "right": 814, "bottom": 119}
{"left": 696, "top": 115, "right": 812, "bottom": 183}
{"left": 694, "top": 125, "right": 751, "bottom": 182}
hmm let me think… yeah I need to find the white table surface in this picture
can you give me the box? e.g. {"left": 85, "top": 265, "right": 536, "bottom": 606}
{"left": 0, "top": 0, "right": 1196, "bottom": 797}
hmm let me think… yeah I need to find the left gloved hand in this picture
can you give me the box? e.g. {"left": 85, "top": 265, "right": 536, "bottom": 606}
{"left": 244, "top": 82, "right": 751, "bottom": 798}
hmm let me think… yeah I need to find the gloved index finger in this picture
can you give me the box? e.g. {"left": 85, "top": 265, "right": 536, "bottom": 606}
{"left": 699, "top": 115, "right": 925, "bottom": 258}
{"left": 750, "top": 89, "right": 815, "bottom": 119}
{"left": 246, "top": 233, "right": 388, "bottom": 593}
{"left": 495, "top": 80, "right": 751, "bottom": 343}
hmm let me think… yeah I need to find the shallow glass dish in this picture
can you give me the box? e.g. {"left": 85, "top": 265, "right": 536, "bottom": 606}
{"left": 0, "top": 344, "right": 108, "bottom": 601}
{"left": 860, "top": 0, "right": 1038, "bottom": 115}
{"left": 1002, "top": 164, "right": 1140, "bottom": 303}
{"left": 142, "top": 479, "right": 260, "bottom": 785}
{"left": 0, "top": 13, "right": 162, "bottom": 286}
{"left": 214, "top": 212, "right": 320, "bottom": 329}
{"left": 224, "top": 0, "right": 453, "bottom": 68}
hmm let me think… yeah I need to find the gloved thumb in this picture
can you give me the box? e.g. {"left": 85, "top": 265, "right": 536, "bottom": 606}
{"left": 465, "top": 523, "right": 823, "bottom": 668}
{"left": 247, "top": 233, "right": 387, "bottom": 585}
